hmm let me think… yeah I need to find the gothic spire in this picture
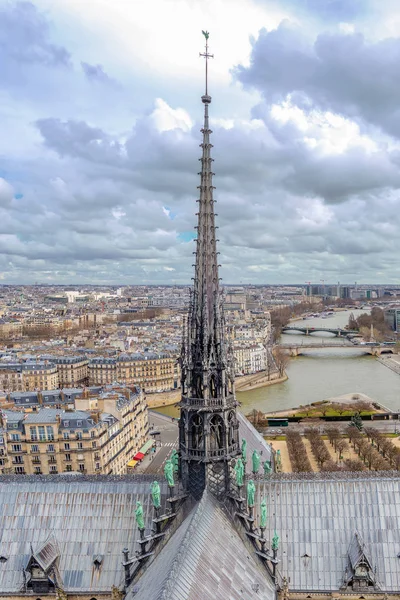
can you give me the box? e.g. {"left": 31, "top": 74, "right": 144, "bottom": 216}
{"left": 179, "top": 32, "right": 240, "bottom": 500}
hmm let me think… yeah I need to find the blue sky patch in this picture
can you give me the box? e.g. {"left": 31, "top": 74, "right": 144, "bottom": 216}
{"left": 177, "top": 231, "right": 196, "bottom": 243}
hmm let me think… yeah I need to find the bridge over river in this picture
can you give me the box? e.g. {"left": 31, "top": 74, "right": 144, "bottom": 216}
{"left": 278, "top": 342, "right": 395, "bottom": 357}
{"left": 282, "top": 325, "right": 359, "bottom": 337}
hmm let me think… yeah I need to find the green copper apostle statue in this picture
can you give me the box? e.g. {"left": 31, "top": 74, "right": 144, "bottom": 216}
{"left": 170, "top": 449, "right": 179, "bottom": 474}
{"left": 247, "top": 479, "right": 256, "bottom": 507}
{"left": 252, "top": 450, "right": 260, "bottom": 474}
{"left": 260, "top": 498, "right": 267, "bottom": 529}
{"left": 272, "top": 530, "right": 279, "bottom": 551}
{"left": 234, "top": 457, "right": 244, "bottom": 487}
{"left": 164, "top": 459, "right": 174, "bottom": 487}
{"left": 241, "top": 438, "right": 247, "bottom": 462}
{"left": 135, "top": 501, "right": 145, "bottom": 530}
{"left": 151, "top": 481, "right": 161, "bottom": 509}
{"left": 263, "top": 460, "right": 272, "bottom": 475}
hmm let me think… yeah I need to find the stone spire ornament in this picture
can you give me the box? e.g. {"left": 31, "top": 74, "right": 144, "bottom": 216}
{"left": 179, "top": 32, "right": 240, "bottom": 500}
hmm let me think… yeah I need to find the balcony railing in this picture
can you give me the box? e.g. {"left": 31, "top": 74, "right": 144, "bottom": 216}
{"left": 181, "top": 396, "right": 237, "bottom": 408}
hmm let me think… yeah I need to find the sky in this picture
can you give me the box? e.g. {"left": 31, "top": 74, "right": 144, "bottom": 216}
{"left": 1, "top": 0, "right": 400, "bottom": 285}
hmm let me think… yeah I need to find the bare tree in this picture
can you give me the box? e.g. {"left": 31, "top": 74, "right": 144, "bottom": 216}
{"left": 273, "top": 348, "right": 290, "bottom": 377}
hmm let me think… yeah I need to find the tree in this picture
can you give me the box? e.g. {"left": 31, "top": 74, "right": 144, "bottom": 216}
{"left": 348, "top": 312, "right": 358, "bottom": 331}
{"left": 336, "top": 439, "right": 348, "bottom": 459}
{"left": 273, "top": 348, "right": 290, "bottom": 377}
{"left": 351, "top": 412, "right": 363, "bottom": 431}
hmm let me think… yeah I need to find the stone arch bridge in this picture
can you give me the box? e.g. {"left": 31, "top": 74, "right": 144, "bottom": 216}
{"left": 282, "top": 326, "right": 359, "bottom": 337}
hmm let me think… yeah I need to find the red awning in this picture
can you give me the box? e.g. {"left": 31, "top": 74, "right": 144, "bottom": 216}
{"left": 134, "top": 452, "right": 145, "bottom": 461}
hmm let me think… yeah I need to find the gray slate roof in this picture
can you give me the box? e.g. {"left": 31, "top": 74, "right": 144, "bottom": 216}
{"left": 255, "top": 475, "right": 400, "bottom": 592}
{"left": 131, "top": 490, "right": 276, "bottom": 600}
{"left": 0, "top": 476, "right": 168, "bottom": 593}
{"left": 237, "top": 411, "right": 272, "bottom": 471}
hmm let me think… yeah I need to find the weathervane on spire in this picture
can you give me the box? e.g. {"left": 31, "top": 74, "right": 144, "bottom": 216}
{"left": 200, "top": 30, "right": 214, "bottom": 98}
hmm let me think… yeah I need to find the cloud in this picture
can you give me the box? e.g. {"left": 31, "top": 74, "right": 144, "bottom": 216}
{"left": 1, "top": 1, "right": 400, "bottom": 284}
{"left": 0, "top": 1, "right": 71, "bottom": 70}
{"left": 235, "top": 22, "right": 400, "bottom": 138}
{"left": 81, "top": 61, "right": 115, "bottom": 84}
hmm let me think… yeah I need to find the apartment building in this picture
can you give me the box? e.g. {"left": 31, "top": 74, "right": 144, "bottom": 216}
{"left": 88, "top": 352, "right": 177, "bottom": 392}
{"left": 233, "top": 343, "right": 267, "bottom": 376}
{"left": 48, "top": 356, "right": 89, "bottom": 387}
{"left": 0, "top": 385, "right": 148, "bottom": 475}
{"left": 0, "top": 362, "right": 59, "bottom": 392}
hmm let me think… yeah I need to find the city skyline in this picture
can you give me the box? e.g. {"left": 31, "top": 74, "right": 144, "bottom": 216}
{"left": 2, "top": 0, "right": 400, "bottom": 284}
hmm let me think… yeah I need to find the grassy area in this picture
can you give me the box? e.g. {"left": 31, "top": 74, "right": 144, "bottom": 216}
{"left": 292, "top": 408, "right": 375, "bottom": 419}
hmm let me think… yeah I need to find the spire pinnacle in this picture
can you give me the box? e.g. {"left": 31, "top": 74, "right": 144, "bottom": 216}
{"left": 199, "top": 30, "right": 213, "bottom": 101}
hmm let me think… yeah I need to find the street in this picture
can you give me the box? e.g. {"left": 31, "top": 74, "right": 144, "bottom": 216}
{"left": 135, "top": 411, "right": 179, "bottom": 475}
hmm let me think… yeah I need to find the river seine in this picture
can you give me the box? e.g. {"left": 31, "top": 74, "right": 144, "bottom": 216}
{"left": 238, "top": 309, "right": 400, "bottom": 414}
{"left": 156, "top": 308, "right": 400, "bottom": 419}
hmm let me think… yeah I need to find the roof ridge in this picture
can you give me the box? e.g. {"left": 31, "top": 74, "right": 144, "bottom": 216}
{"left": 160, "top": 491, "right": 212, "bottom": 599}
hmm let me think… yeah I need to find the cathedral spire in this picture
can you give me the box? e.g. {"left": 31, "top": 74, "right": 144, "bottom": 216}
{"left": 179, "top": 32, "right": 240, "bottom": 500}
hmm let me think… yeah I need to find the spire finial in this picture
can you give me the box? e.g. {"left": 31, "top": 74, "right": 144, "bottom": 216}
{"left": 200, "top": 30, "right": 214, "bottom": 99}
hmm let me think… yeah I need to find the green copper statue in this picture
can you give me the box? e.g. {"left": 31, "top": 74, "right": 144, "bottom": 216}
{"left": 151, "top": 481, "right": 161, "bottom": 509}
{"left": 260, "top": 498, "right": 267, "bottom": 529}
{"left": 252, "top": 450, "right": 260, "bottom": 474}
{"left": 263, "top": 460, "right": 272, "bottom": 475}
{"left": 247, "top": 479, "right": 256, "bottom": 507}
{"left": 202, "top": 30, "right": 209, "bottom": 40}
{"left": 234, "top": 457, "right": 244, "bottom": 487}
{"left": 135, "top": 501, "right": 145, "bottom": 530}
{"left": 241, "top": 438, "right": 247, "bottom": 462}
{"left": 272, "top": 530, "right": 279, "bottom": 551}
{"left": 170, "top": 449, "right": 179, "bottom": 474}
{"left": 164, "top": 459, "right": 174, "bottom": 487}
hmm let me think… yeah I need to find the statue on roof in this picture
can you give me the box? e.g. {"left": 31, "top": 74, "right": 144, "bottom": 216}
{"left": 247, "top": 479, "right": 256, "bottom": 507}
{"left": 260, "top": 498, "right": 267, "bottom": 529}
{"left": 164, "top": 459, "right": 174, "bottom": 487}
{"left": 135, "top": 501, "right": 145, "bottom": 531}
{"left": 151, "top": 481, "right": 161, "bottom": 509}
{"left": 272, "top": 530, "right": 279, "bottom": 551}
{"left": 263, "top": 459, "right": 272, "bottom": 475}
{"left": 170, "top": 449, "right": 179, "bottom": 474}
{"left": 252, "top": 449, "right": 260, "bottom": 474}
{"left": 234, "top": 457, "right": 244, "bottom": 487}
{"left": 241, "top": 438, "right": 247, "bottom": 462}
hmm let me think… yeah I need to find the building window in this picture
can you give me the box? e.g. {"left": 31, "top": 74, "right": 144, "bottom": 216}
{"left": 92, "top": 441, "right": 97, "bottom": 448}
{"left": 31, "top": 444, "right": 39, "bottom": 453}
{"left": 65, "top": 453, "right": 71, "bottom": 461}
{"left": 47, "top": 444, "right": 55, "bottom": 453}
{"left": 10, "top": 433, "right": 19, "bottom": 441}
{"left": 46, "top": 426, "right": 54, "bottom": 441}
{"left": 76, "top": 431, "right": 82, "bottom": 440}
{"left": 79, "top": 463, "right": 85, "bottom": 472}
{"left": 49, "top": 466, "right": 57, "bottom": 473}
{"left": 38, "top": 426, "right": 45, "bottom": 442}
{"left": 91, "top": 431, "right": 95, "bottom": 438}
{"left": 34, "top": 467, "right": 41, "bottom": 474}
{"left": 11, "top": 444, "right": 22, "bottom": 452}
{"left": 30, "top": 427, "right": 37, "bottom": 441}
{"left": 63, "top": 432, "right": 69, "bottom": 440}
{"left": 64, "top": 443, "right": 70, "bottom": 450}
{"left": 65, "top": 465, "right": 72, "bottom": 472}
{"left": 77, "top": 442, "right": 83, "bottom": 449}
{"left": 63, "top": 421, "right": 69, "bottom": 427}
{"left": 14, "top": 466, "right": 25, "bottom": 474}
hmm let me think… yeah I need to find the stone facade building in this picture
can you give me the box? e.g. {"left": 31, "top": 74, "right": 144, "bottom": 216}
{"left": 49, "top": 356, "right": 89, "bottom": 387}
{"left": 88, "top": 353, "right": 177, "bottom": 392}
{"left": 0, "top": 385, "right": 148, "bottom": 475}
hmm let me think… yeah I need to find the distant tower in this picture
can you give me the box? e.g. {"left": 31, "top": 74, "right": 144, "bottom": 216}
{"left": 179, "top": 31, "right": 240, "bottom": 500}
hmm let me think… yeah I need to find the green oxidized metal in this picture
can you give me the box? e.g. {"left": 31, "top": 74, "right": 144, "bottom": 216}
{"left": 151, "top": 481, "right": 161, "bottom": 509}
{"left": 164, "top": 459, "right": 175, "bottom": 487}
{"left": 234, "top": 457, "right": 244, "bottom": 487}
{"left": 247, "top": 479, "right": 256, "bottom": 507}
{"left": 272, "top": 530, "right": 279, "bottom": 551}
{"left": 241, "top": 438, "right": 247, "bottom": 462}
{"left": 135, "top": 501, "right": 145, "bottom": 530}
{"left": 252, "top": 450, "right": 260, "bottom": 473}
{"left": 260, "top": 498, "right": 267, "bottom": 529}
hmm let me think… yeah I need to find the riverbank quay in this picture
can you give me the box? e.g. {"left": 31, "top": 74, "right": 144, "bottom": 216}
{"left": 260, "top": 393, "right": 390, "bottom": 418}
{"left": 235, "top": 370, "right": 287, "bottom": 392}
{"left": 377, "top": 355, "right": 400, "bottom": 376}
